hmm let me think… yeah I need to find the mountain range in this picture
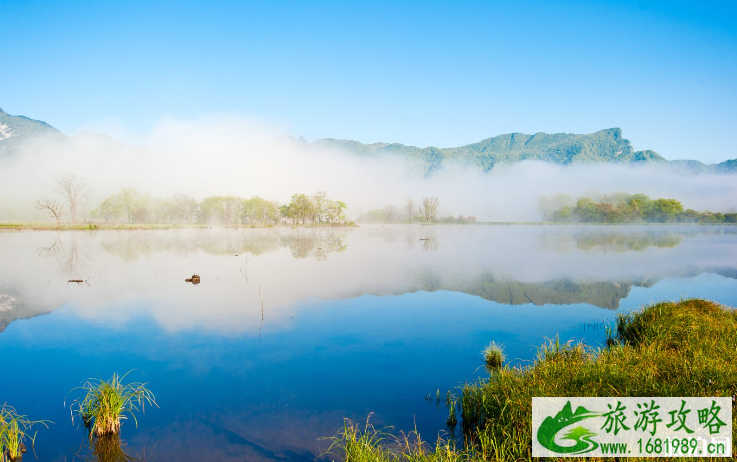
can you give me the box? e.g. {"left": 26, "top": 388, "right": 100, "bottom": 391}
{"left": 1, "top": 106, "right": 735, "bottom": 174}
{"left": 307, "top": 129, "right": 736, "bottom": 174}
{"left": 0, "top": 106, "right": 63, "bottom": 152}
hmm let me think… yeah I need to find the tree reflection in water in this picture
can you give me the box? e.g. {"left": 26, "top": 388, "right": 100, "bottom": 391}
{"left": 36, "top": 233, "right": 92, "bottom": 278}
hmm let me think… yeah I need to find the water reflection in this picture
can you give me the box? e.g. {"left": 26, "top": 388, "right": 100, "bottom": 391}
{"left": 1, "top": 225, "right": 736, "bottom": 334}
{"left": 98, "top": 228, "right": 350, "bottom": 262}
{"left": 0, "top": 225, "right": 736, "bottom": 461}
{"left": 410, "top": 269, "right": 633, "bottom": 309}
{"left": 419, "top": 230, "right": 440, "bottom": 252}
{"left": 539, "top": 226, "right": 736, "bottom": 254}
{"left": 75, "top": 434, "right": 152, "bottom": 462}
{"left": 36, "top": 233, "right": 93, "bottom": 278}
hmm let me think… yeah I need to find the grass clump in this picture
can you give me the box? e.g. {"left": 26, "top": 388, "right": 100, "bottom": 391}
{"left": 325, "top": 298, "right": 737, "bottom": 461}
{"left": 481, "top": 342, "right": 505, "bottom": 370}
{"left": 0, "top": 404, "right": 50, "bottom": 462}
{"left": 320, "top": 415, "right": 469, "bottom": 462}
{"left": 69, "top": 372, "right": 157, "bottom": 437}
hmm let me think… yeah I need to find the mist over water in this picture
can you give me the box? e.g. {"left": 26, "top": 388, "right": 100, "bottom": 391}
{"left": 2, "top": 225, "right": 736, "bottom": 334}
{"left": 2, "top": 115, "right": 736, "bottom": 222}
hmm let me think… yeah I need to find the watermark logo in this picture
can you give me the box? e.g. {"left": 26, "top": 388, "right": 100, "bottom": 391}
{"left": 532, "top": 397, "right": 732, "bottom": 457}
{"left": 537, "top": 401, "right": 601, "bottom": 454}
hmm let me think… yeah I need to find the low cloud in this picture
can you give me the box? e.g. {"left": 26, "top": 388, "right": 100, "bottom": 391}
{"left": 1, "top": 114, "right": 735, "bottom": 222}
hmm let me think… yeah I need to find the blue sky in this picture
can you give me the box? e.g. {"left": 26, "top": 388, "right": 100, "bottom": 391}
{"left": 1, "top": 0, "right": 736, "bottom": 162}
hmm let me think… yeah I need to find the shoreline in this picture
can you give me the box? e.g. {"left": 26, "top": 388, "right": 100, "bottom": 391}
{"left": 0, "top": 223, "right": 359, "bottom": 231}
{"left": 324, "top": 298, "right": 737, "bottom": 461}
{"left": 1, "top": 222, "right": 735, "bottom": 231}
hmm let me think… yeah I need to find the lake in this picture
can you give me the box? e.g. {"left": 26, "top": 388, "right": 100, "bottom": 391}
{"left": 1, "top": 225, "right": 736, "bottom": 461}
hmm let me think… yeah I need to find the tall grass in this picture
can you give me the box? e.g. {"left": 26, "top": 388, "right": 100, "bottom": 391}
{"left": 320, "top": 414, "right": 469, "bottom": 462}
{"left": 0, "top": 404, "right": 50, "bottom": 462}
{"left": 324, "top": 298, "right": 737, "bottom": 461}
{"left": 69, "top": 372, "right": 157, "bottom": 436}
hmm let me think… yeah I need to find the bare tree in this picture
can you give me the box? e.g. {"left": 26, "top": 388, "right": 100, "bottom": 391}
{"left": 421, "top": 197, "right": 439, "bottom": 222}
{"left": 34, "top": 199, "right": 64, "bottom": 225}
{"left": 52, "top": 173, "right": 89, "bottom": 224}
{"left": 536, "top": 195, "right": 553, "bottom": 221}
{"left": 484, "top": 202, "right": 494, "bottom": 222}
{"left": 384, "top": 205, "right": 398, "bottom": 223}
{"left": 173, "top": 193, "right": 198, "bottom": 223}
{"left": 404, "top": 198, "right": 417, "bottom": 222}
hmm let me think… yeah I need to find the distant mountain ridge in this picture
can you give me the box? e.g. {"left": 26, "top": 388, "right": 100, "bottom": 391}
{"left": 309, "top": 128, "right": 736, "bottom": 174}
{"left": 1, "top": 106, "right": 735, "bottom": 173}
{"left": 0, "top": 106, "right": 63, "bottom": 153}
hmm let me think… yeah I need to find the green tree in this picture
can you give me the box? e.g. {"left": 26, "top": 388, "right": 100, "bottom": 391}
{"left": 243, "top": 196, "right": 280, "bottom": 224}
{"left": 279, "top": 203, "right": 295, "bottom": 224}
{"left": 649, "top": 198, "right": 684, "bottom": 222}
{"left": 199, "top": 196, "right": 225, "bottom": 224}
{"left": 574, "top": 198, "right": 601, "bottom": 222}
{"left": 117, "top": 188, "right": 142, "bottom": 223}
{"left": 311, "top": 191, "right": 330, "bottom": 224}
{"left": 627, "top": 194, "right": 652, "bottom": 221}
{"left": 328, "top": 200, "right": 347, "bottom": 224}
{"left": 95, "top": 196, "right": 123, "bottom": 223}
{"left": 287, "top": 193, "right": 314, "bottom": 224}
{"left": 551, "top": 205, "right": 574, "bottom": 222}
{"left": 421, "top": 197, "right": 440, "bottom": 222}
{"left": 678, "top": 209, "right": 701, "bottom": 223}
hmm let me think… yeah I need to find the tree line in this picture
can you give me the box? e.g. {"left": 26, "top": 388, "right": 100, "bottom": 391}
{"left": 93, "top": 190, "right": 350, "bottom": 225}
{"left": 538, "top": 192, "right": 737, "bottom": 223}
{"left": 359, "top": 197, "right": 476, "bottom": 223}
{"left": 34, "top": 174, "right": 351, "bottom": 226}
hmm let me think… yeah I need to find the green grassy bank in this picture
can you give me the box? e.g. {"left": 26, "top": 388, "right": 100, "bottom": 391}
{"left": 323, "top": 299, "right": 737, "bottom": 461}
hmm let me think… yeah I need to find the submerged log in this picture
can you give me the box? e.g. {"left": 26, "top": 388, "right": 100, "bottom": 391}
{"left": 68, "top": 278, "right": 90, "bottom": 285}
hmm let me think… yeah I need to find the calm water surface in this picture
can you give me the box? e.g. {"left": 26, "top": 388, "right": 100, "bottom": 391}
{"left": 1, "top": 225, "right": 736, "bottom": 461}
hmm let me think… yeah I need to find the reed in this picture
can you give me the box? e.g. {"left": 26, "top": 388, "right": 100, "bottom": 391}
{"left": 69, "top": 371, "right": 157, "bottom": 436}
{"left": 0, "top": 404, "right": 49, "bottom": 462}
{"left": 320, "top": 414, "right": 470, "bottom": 462}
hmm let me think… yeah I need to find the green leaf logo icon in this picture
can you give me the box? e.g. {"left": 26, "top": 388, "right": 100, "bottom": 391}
{"left": 537, "top": 401, "right": 601, "bottom": 454}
